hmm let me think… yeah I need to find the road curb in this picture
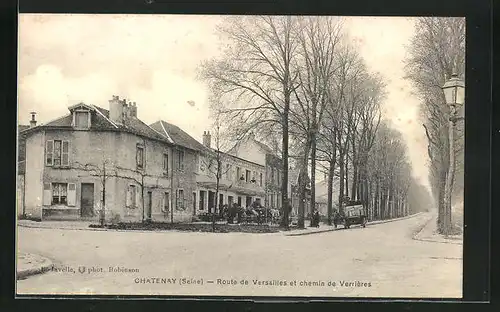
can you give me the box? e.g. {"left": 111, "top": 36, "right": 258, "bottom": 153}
{"left": 284, "top": 212, "right": 425, "bottom": 236}
{"left": 17, "top": 256, "right": 54, "bottom": 280}
{"left": 412, "top": 216, "right": 463, "bottom": 245}
{"left": 18, "top": 212, "right": 426, "bottom": 236}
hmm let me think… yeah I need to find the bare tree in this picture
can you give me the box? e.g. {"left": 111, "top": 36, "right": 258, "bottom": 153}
{"left": 201, "top": 102, "right": 234, "bottom": 232}
{"left": 199, "top": 16, "right": 301, "bottom": 229}
{"left": 288, "top": 16, "right": 344, "bottom": 228}
{"left": 405, "top": 17, "right": 465, "bottom": 235}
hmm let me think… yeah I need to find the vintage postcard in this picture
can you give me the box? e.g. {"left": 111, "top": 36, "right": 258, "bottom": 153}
{"left": 16, "top": 14, "right": 465, "bottom": 298}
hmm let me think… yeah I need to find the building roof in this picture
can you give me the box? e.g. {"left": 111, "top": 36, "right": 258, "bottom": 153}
{"left": 20, "top": 104, "right": 170, "bottom": 144}
{"left": 150, "top": 120, "right": 207, "bottom": 152}
{"left": 254, "top": 139, "right": 273, "bottom": 154}
{"left": 18, "top": 125, "right": 30, "bottom": 132}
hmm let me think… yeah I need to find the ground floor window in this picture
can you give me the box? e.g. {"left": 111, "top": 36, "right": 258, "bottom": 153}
{"left": 176, "top": 189, "right": 185, "bottom": 210}
{"left": 43, "top": 182, "right": 76, "bottom": 206}
{"left": 52, "top": 183, "right": 68, "bottom": 205}
{"left": 162, "top": 192, "right": 170, "bottom": 213}
{"left": 126, "top": 185, "right": 137, "bottom": 208}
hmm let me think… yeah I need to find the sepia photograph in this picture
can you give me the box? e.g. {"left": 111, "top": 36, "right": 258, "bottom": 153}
{"left": 16, "top": 14, "right": 465, "bottom": 298}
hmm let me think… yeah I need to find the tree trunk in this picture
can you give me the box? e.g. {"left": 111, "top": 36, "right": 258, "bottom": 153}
{"left": 298, "top": 169, "right": 307, "bottom": 229}
{"left": 442, "top": 118, "right": 456, "bottom": 235}
{"left": 281, "top": 97, "right": 290, "bottom": 229}
{"left": 213, "top": 182, "right": 219, "bottom": 232}
{"left": 351, "top": 138, "right": 358, "bottom": 200}
{"left": 437, "top": 167, "right": 447, "bottom": 232}
{"left": 338, "top": 148, "right": 345, "bottom": 214}
{"left": 327, "top": 159, "right": 335, "bottom": 225}
{"left": 309, "top": 133, "right": 317, "bottom": 227}
{"left": 345, "top": 152, "right": 349, "bottom": 198}
{"left": 298, "top": 141, "right": 311, "bottom": 229}
{"left": 374, "top": 179, "right": 379, "bottom": 220}
{"left": 327, "top": 132, "right": 337, "bottom": 225}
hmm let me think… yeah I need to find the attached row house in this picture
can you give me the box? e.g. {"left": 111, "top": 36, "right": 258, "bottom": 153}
{"left": 20, "top": 95, "right": 272, "bottom": 222}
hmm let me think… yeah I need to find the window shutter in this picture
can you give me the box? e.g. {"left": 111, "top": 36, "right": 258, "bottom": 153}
{"left": 45, "top": 140, "right": 54, "bottom": 166}
{"left": 160, "top": 193, "right": 164, "bottom": 211}
{"left": 43, "top": 183, "right": 52, "bottom": 206}
{"left": 67, "top": 183, "right": 76, "bottom": 206}
{"left": 62, "top": 141, "right": 70, "bottom": 166}
{"left": 126, "top": 186, "right": 132, "bottom": 207}
{"left": 136, "top": 187, "right": 141, "bottom": 208}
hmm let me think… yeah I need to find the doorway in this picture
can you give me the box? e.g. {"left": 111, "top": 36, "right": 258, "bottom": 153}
{"left": 192, "top": 192, "right": 197, "bottom": 215}
{"left": 80, "top": 183, "right": 94, "bottom": 218}
{"left": 199, "top": 190, "right": 206, "bottom": 211}
{"left": 208, "top": 191, "right": 215, "bottom": 213}
{"left": 146, "top": 191, "right": 152, "bottom": 220}
{"left": 246, "top": 196, "right": 252, "bottom": 208}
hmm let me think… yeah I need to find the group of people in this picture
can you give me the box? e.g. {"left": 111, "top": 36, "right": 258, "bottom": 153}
{"left": 219, "top": 202, "right": 324, "bottom": 227}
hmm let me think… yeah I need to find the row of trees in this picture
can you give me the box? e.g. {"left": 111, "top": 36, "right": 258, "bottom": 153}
{"left": 199, "top": 16, "right": 431, "bottom": 229}
{"left": 404, "top": 17, "right": 465, "bottom": 235}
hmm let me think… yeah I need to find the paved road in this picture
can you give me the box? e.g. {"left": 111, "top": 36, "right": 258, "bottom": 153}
{"left": 16, "top": 212, "right": 462, "bottom": 298}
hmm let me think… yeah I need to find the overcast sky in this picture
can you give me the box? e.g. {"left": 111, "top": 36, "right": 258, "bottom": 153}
{"left": 18, "top": 14, "right": 429, "bottom": 188}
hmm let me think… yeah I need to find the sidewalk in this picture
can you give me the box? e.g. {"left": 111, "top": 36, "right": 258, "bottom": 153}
{"left": 18, "top": 219, "right": 96, "bottom": 231}
{"left": 284, "top": 212, "right": 426, "bottom": 236}
{"left": 412, "top": 215, "right": 463, "bottom": 245}
{"left": 18, "top": 212, "right": 426, "bottom": 236}
{"left": 17, "top": 252, "right": 54, "bottom": 280}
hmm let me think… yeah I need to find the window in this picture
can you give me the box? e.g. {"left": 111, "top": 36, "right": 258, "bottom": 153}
{"left": 163, "top": 153, "right": 169, "bottom": 175}
{"left": 236, "top": 167, "right": 241, "bottom": 181}
{"left": 277, "top": 170, "right": 281, "bottom": 186}
{"left": 245, "top": 170, "right": 251, "bottom": 183}
{"left": 45, "top": 140, "right": 69, "bottom": 167}
{"left": 136, "top": 145, "right": 144, "bottom": 169}
{"left": 52, "top": 183, "right": 68, "bottom": 205}
{"left": 43, "top": 182, "right": 75, "bottom": 206}
{"left": 178, "top": 150, "right": 185, "bottom": 170}
{"left": 259, "top": 173, "right": 263, "bottom": 186}
{"left": 74, "top": 111, "right": 90, "bottom": 128}
{"left": 225, "top": 164, "right": 231, "bottom": 180}
{"left": 127, "top": 185, "right": 137, "bottom": 207}
{"left": 176, "top": 189, "right": 185, "bottom": 210}
{"left": 162, "top": 192, "right": 170, "bottom": 213}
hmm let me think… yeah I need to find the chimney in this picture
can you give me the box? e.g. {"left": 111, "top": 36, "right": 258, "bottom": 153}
{"left": 129, "top": 101, "right": 137, "bottom": 118}
{"left": 202, "top": 131, "right": 211, "bottom": 148}
{"left": 109, "top": 95, "right": 124, "bottom": 124}
{"left": 29, "top": 112, "right": 37, "bottom": 128}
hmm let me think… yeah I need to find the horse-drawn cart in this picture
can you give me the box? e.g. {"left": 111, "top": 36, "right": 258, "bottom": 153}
{"left": 333, "top": 200, "right": 367, "bottom": 229}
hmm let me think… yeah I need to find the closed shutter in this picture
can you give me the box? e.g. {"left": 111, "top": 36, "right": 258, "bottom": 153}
{"left": 45, "top": 140, "right": 54, "bottom": 166}
{"left": 67, "top": 183, "right": 76, "bottom": 206}
{"left": 135, "top": 187, "right": 141, "bottom": 208}
{"left": 126, "top": 186, "right": 131, "bottom": 207}
{"left": 43, "top": 183, "right": 52, "bottom": 206}
{"left": 62, "top": 141, "right": 70, "bottom": 166}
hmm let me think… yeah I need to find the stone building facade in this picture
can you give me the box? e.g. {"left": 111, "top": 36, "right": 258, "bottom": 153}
{"left": 22, "top": 96, "right": 195, "bottom": 222}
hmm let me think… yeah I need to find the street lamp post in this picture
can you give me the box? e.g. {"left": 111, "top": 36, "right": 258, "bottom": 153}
{"left": 441, "top": 73, "right": 465, "bottom": 236}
